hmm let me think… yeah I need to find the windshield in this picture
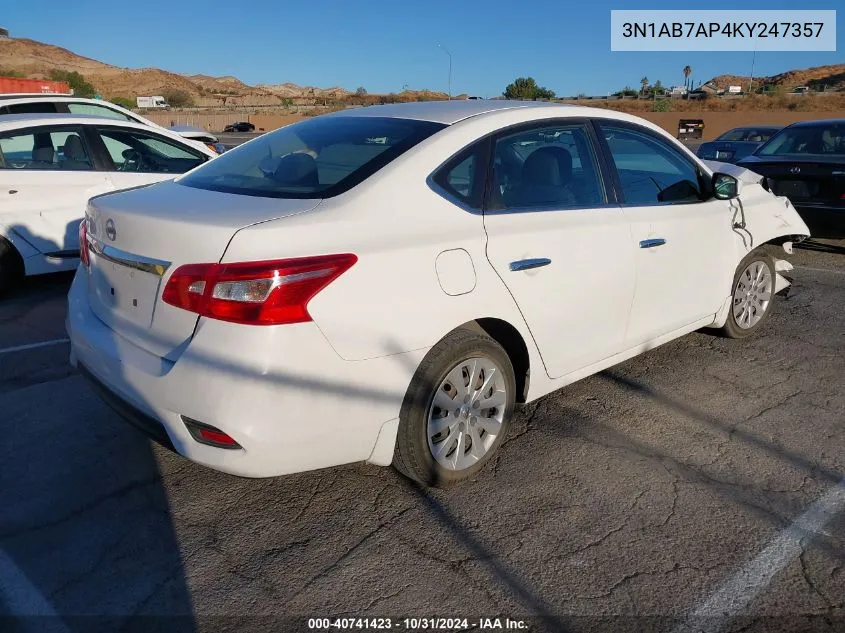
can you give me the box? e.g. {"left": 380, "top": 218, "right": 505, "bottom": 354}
{"left": 180, "top": 116, "right": 445, "bottom": 199}
{"left": 757, "top": 123, "right": 845, "bottom": 157}
{"left": 718, "top": 128, "right": 778, "bottom": 143}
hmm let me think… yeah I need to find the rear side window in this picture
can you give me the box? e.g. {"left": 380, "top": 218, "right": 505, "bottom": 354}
{"left": 95, "top": 128, "right": 206, "bottom": 173}
{"left": 180, "top": 116, "right": 445, "bottom": 199}
{"left": 68, "top": 103, "right": 131, "bottom": 121}
{"left": 432, "top": 144, "right": 487, "bottom": 209}
{"left": 0, "top": 127, "right": 92, "bottom": 170}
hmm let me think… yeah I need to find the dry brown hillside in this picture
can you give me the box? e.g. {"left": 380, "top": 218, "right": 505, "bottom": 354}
{"left": 708, "top": 63, "right": 845, "bottom": 92}
{"left": 0, "top": 36, "right": 445, "bottom": 104}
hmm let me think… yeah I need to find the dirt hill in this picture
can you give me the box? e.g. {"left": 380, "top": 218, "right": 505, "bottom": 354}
{"left": 0, "top": 36, "right": 445, "bottom": 104}
{"left": 708, "top": 63, "right": 845, "bottom": 92}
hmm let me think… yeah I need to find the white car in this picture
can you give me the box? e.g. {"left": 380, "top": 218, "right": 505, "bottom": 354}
{"left": 0, "top": 94, "right": 224, "bottom": 154}
{"left": 67, "top": 101, "right": 810, "bottom": 486}
{"left": 0, "top": 113, "right": 216, "bottom": 289}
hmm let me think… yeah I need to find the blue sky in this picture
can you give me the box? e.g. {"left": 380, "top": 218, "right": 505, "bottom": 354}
{"left": 3, "top": 0, "right": 842, "bottom": 96}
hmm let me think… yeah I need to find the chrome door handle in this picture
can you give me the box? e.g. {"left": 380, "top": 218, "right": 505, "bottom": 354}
{"left": 509, "top": 258, "right": 551, "bottom": 272}
{"left": 639, "top": 238, "right": 666, "bottom": 249}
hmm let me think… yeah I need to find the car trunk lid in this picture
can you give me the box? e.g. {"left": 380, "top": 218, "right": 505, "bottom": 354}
{"left": 739, "top": 157, "right": 845, "bottom": 205}
{"left": 85, "top": 180, "right": 321, "bottom": 360}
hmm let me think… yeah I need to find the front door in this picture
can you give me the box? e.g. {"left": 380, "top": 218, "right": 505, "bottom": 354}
{"left": 595, "top": 120, "right": 734, "bottom": 346}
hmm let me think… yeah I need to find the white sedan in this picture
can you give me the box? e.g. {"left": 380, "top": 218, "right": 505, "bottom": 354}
{"left": 0, "top": 113, "right": 216, "bottom": 291}
{"left": 67, "top": 101, "right": 810, "bottom": 486}
{"left": 0, "top": 95, "right": 225, "bottom": 153}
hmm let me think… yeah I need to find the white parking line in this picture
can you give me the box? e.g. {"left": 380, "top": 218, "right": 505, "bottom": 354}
{"left": 0, "top": 338, "right": 69, "bottom": 356}
{"left": 673, "top": 479, "right": 845, "bottom": 633}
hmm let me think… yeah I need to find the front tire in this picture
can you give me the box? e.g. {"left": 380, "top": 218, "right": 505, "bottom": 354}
{"left": 393, "top": 328, "right": 516, "bottom": 487}
{"left": 719, "top": 248, "right": 777, "bottom": 339}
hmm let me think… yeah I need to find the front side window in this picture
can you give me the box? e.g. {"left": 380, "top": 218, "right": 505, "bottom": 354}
{"left": 68, "top": 103, "right": 131, "bottom": 121}
{"left": 757, "top": 123, "right": 845, "bottom": 157}
{"left": 600, "top": 123, "right": 705, "bottom": 205}
{"left": 0, "top": 127, "right": 92, "bottom": 170}
{"left": 180, "top": 116, "right": 445, "bottom": 199}
{"left": 96, "top": 128, "right": 206, "bottom": 173}
{"left": 490, "top": 122, "right": 605, "bottom": 210}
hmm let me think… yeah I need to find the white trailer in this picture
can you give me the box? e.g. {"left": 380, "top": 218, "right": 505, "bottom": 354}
{"left": 136, "top": 96, "right": 169, "bottom": 109}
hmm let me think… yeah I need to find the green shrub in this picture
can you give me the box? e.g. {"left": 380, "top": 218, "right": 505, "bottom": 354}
{"left": 48, "top": 70, "right": 96, "bottom": 98}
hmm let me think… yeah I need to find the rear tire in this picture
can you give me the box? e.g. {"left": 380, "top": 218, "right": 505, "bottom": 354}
{"left": 719, "top": 248, "right": 777, "bottom": 339}
{"left": 393, "top": 327, "right": 516, "bottom": 487}
{"left": 0, "top": 237, "right": 24, "bottom": 297}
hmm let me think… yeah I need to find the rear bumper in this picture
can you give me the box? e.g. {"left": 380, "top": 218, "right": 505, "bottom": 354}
{"left": 77, "top": 363, "right": 175, "bottom": 452}
{"left": 67, "top": 270, "right": 424, "bottom": 478}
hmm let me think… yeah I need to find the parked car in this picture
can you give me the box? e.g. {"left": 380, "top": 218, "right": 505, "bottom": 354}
{"left": 0, "top": 95, "right": 224, "bottom": 154}
{"left": 169, "top": 124, "right": 226, "bottom": 154}
{"left": 68, "top": 101, "right": 809, "bottom": 487}
{"left": 696, "top": 126, "right": 782, "bottom": 164}
{"left": 738, "top": 119, "right": 845, "bottom": 235}
{"left": 0, "top": 113, "right": 216, "bottom": 290}
{"left": 223, "top": 121, "right": 255, "bottom": 133}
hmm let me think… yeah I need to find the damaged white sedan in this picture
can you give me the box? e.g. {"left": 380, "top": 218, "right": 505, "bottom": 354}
{"left": 67, "top": 101, "right": 810, "bottom": 487}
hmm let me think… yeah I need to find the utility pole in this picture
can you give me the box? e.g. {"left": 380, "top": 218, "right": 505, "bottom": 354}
{"left": 748, "top": 49, "right": 757, "bottom": 94}
{"left": 437, "top": 43, "right": 452, "bottom": 99}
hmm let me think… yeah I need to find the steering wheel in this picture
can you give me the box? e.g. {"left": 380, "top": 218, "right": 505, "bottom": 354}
{"left": 118, "top": 149, "right": 141, "bottom": 172}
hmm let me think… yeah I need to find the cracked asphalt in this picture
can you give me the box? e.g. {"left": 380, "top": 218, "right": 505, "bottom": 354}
{"left": 1, "top": 239, "right": 844, "bottom": 633}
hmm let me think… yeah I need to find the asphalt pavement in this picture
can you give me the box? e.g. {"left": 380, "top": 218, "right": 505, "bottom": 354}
{"left": 1, "top": 239, "right": 844, "bottom": 633}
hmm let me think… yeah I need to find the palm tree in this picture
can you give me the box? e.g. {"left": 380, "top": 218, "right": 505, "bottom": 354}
{"left": 640, "top": 76, "right": 649, "bottom": 95}
{"left": 683, "top": 65, "right": 692, "bottom": 91}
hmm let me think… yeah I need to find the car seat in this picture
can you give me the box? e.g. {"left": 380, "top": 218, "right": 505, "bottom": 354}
{"left": 61, "top": 135, "right": 91, "bottom": 170}
{"left": 505, "top": 146, "right": 575, "bottom": 207}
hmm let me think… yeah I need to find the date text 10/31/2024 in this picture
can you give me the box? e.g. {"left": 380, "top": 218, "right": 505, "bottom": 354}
{"left": 308, "top": 617, "right": 529, "bottom": 630}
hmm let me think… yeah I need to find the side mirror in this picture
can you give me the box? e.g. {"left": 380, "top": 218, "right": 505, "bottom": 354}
{"left": 712, "top": 172, "right": 742, "bottom": 200}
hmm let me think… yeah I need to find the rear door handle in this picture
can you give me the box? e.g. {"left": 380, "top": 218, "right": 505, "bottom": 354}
{"left": 509, "top": 258, "right": 551, "bottom": 272}
{"left": 639, "top": 238, "right": 666, "bottom": 249}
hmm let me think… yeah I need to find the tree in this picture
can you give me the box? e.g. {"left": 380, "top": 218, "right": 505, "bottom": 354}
{"left": 48, "top": 70, "right": 96, "bottom": 98}
{"left": 614, "top": 86, "right": 639, "bottom": 97}
{"left": 503, "top": 77, "right": 555, "bottom": 100}
{"left": 639, "top": 76, "right": 650, "bottom": 95}
{"left": 355, "top": 86, "right": 367, "bottom": 96}
{"left": 108, "top": 96, "right": 134, "bottom": 109}
{"left": 162, "top": 89, "right": 194, "bottom": 108}
{"left": 683, "top": 65, "right": 692, "bottom": 91}
{"left": 652, "top": 79, "right": 665, "bottom": 95}
{"left": 0, "top": 69, "right": 25, "bottom": 78}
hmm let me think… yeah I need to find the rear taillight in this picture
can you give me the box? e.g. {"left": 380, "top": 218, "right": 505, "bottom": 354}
{"left": 79, "top": 219, "right": 90, "bottom": 268}
{"left": 206, "top": 143, "right": 220, "bottom": 154}
{"left": 162, "top": 254, "right": 357, "bottom": 325}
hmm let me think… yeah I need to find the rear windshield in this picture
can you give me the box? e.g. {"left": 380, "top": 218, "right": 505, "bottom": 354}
{"left": 179, "top": 116, "right": 445, "bottom": 198}
{"left": 717, "top": 128, "right": 778, "bottom": 142}
{"left": 757, "top": 123, "right": 845, "bottom": 157}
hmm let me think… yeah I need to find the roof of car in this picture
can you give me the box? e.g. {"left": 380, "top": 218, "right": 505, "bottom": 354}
{"left": 786, "top": 118, "right": 845, "bottom": 128}
{"left": 326, "top": 99, "right": 575, "bottom": 125}
{"left": 0, "top": 112, "right": 140, "bottom": 126}
{"left": 0, "top": 94, "right": 101, "bottom": 102}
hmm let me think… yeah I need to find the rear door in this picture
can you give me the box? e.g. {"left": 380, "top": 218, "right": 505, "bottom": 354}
{"left": 595, "top": 120, "right": 734, "bottom": 346}
{"left": 480, "top": 119, "right": 635, "bottom": 379}
{"left": 0, "top": 124, "right": 111, "bottom": 255}
{"left": 87, "top": 125, "right": 210, "bottom": 190}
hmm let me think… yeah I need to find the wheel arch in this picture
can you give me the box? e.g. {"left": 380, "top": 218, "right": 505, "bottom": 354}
{"left": 461, "top": 317, "right": 531, "bottom": 403}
